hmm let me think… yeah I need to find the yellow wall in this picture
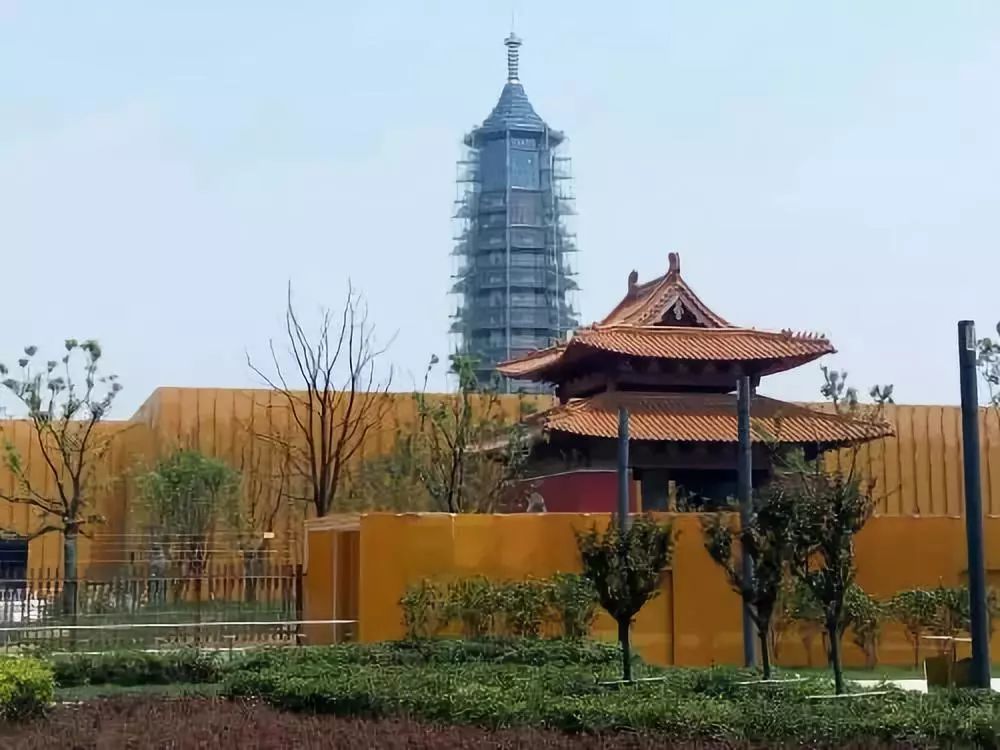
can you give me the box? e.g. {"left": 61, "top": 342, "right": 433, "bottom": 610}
{"left": 3, "top": 386, "right": 1000, "bottom": 574}
{"left": 304, "top": 512, "right": 1000, "bottom": 669}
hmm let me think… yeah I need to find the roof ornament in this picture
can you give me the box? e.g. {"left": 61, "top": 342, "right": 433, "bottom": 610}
{"left": 627, "top": 270, "right": 639, "bottom": 295}
{"left": 504, "top": 32, "right": 522, "bottom": 83}
{"left": 668, "top": 252, "right": 680, "bottom": 274}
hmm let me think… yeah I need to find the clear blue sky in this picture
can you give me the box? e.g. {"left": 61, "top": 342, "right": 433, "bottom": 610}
{"left": 1, "top": 1, "right": 997, "bottom": 415}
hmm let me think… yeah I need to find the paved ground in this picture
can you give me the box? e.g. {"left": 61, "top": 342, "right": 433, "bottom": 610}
{"left": 855, "top": 677, "right": 1000, "bottom": 693}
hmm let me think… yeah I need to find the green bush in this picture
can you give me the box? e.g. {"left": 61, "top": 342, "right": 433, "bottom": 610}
{"left": 226, "top": 638, "right": 624, "bottom": 674}
{"left": 221, "top": 652, "right": 1000, "bottom": 746}
{"left": 400, "top": 579, "right": 447, "bottom": 639}
{"left": 50, "top": 649, "right": 221, "bottom": 687}
{"left": 499, "top": 579, "right": 550, "bottom": 638}
{"left": 0, "top": 658, "right": 54, "bottom": 721}
{"left": 400, "top": 573, "right": 601, "bottom": 641}
{"left": 547, "top": 573, "right": 599, "bottom": 639}
{"left": 446, "top": 577, "right": 502, "bottom": 637}
{"left": 844, "top": 585, "right": 884, "bottom": 669}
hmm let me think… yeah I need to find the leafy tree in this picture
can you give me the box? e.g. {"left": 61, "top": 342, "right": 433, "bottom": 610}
{"left": 0, "top": 340, "right": 122, "bottom": 614}
{"left": 844, "top": 585, "right": 884, "bottom": 669}
{"left": 702, "top": 480, "right": 797, "bottom": 679}
{"left": 348, "top": 355, "right": 531, "bottom": 513}
{"left": 136, "top": 449, "right": 240, "bottom": 595}
{"left": 248, "top": 282, "right": 393, "bottom": 517}
{"left": 576, "top": 515, "right": 674, "bottom": 682}
{"left": 783, "top": 368, "right": 892, "bottom": 694}
{"left": 888, "top": 588, "right": 940, "bottom": 668}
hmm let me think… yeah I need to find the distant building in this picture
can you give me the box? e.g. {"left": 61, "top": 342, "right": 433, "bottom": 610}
{"left": 450, "top": 33, "right": 580, "bottom": 392}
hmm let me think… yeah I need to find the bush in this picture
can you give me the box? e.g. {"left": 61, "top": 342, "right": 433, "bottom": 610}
{"left": 499, "top": 579, "right": 550, "bottom": 638}
{"left": 400, "top": 573, "right": 600, "bottom": 642}
{"left": 548, "top": 573, "right": 599, "bottom": 639}
{"left": 400, "top": 579, "right": 446, "bottom": 639}
{"left": 226, "top": 638, "right": 624, "bottom": 674}
{"left": 0, "top": 658, "right": 54, "bottom": 720}
{"left": 50, "top": 649, "right": 221, "bottom": 687}
{"left": 221, "top": 651, "right": 1000, "bottom": 746}
{"left": 446, "top": 577, "right": 502, "bottom": 638}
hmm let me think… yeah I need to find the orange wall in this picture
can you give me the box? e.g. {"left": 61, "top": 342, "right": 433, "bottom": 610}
{"left": 304, "top": 512, "right": 1000, "bottom": 669}
{"left": 4, "top": 386, "right": 1000, "bottom": 574}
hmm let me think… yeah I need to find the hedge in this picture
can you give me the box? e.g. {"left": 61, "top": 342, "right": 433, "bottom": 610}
{"left": 50, "top": 649, "right": 222, "bottom": 687}
{"left": 222, "top": 642, "right": 1000, "bottom": 746}
{"left": 0, "top": 658, "right": 54, "bottom": 721}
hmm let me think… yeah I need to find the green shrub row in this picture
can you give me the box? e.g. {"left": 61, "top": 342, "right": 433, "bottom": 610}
{"left": 50, "top": 649, "right": 222, "bottom": 687}
{"left": 400, "top": 573, "right": 598, "bottom": 639}
{"left": 226, "top": 638, "right": 625, "bottom": 674}
{"left": 222, "top": 652, "right": 1000, "bottom": 746}
{"left": 0, "top": 658, "right": 53, "bottom": 721}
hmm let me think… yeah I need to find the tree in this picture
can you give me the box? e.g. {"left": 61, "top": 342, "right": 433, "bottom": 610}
{"left": 888, "top": 588, "right": 940, "bottom": 668}
{"left": 236, "top": 432, "right": 304, "bottom": 601}
{"left": 844, "top": 584, "right": 884, "bottom": 670}
{"left": 783, "top": 368, "right": 892, "bottom": 694}
{"left": 348, "top": 355, "right": 531, "bottom": 513}
{"left": 978, "top": 325, "right": 1000, "bottom": 419}
{"left": 702, "top": 481, "right": 797, "bottom": 679}
{"left": 0, "top": 340, "right": 122, "bottom": 614}
{"left": 576, "top": 515, "right": 674, "bottom": 682}
{"left": 248, "top": 282, "right": 393, "bottom": 517}
{"left": 135, "top": 448, "right": 240, "bottom": 600}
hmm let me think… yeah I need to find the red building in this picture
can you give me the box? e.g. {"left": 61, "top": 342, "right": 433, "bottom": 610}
{"left": 499, "top": 253, "right": 891, "bottom": 511}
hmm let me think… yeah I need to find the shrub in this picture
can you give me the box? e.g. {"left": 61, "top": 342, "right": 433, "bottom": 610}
{"left": 499, "top": 579, "right": 550, "bottom": 638}
{"left": 548, "top": 573, "right": 598, "bottom": 639}
{"left": 400, "top": 579, "right": 447, "bottom": 639}
{"left": 221, "top": 653, "right": 1000, "bottom": 746}
{"left": 50, "top": 649, "right": 221, "bottom": 687}
{"left": 0, "top": 658, "right": 53, "bottom": 720}
{"left": 446, "top": 577, "right": 502, "bottom": 637}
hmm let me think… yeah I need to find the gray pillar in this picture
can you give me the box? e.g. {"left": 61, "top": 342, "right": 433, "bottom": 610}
{"left": 737, "top": 375, "right": 756, "bottom": 668}
{"left": 958, "top": 321, "right": 991, "bottom": 688}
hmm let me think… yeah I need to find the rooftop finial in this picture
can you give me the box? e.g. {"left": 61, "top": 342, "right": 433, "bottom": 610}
{"left": 668, "top": 252, "right": 680, "bottom": 274}
{"left": 504, "top": 32, "right": 522, "bottom": 83}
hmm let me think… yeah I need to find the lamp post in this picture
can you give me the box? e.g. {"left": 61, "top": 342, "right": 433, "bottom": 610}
{"left": 737, "top": 374, "right": 756, "bottom": 668}
{"left": 958, "top": 320, "right": 991, "bottom": 688}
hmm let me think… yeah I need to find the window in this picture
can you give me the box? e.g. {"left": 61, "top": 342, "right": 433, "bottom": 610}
{"left": 480, "top": 141, "right": 507, "bottom": 190}
{"left": 510, "top": 192, "right": 542, "bottom": 225}
{"left": 511, "top": 228, "right": 544, "bottom": 248}
{"left": 510, "top": 149, "right": 539, "bottom": 189}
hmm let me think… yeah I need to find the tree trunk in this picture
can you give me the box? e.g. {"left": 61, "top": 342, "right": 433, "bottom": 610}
{"left": 62, "top": 530, "right": 79, "bottom": 618}
{"left": 618, "top": 617, "right": 632, "bottom": 682}
{"left": 758, "top": 625, "right": 772, "bottom": 680}
{"left": 829, "top": 627, "right": 845, "bottom": 695}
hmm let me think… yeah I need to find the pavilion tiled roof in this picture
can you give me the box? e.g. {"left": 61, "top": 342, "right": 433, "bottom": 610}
{"left": 601, "top": 253, "right": 730, "bottom": 327}
{"left": 498, "top": 252, "right": 835, "bottom": 382}
{"left": 527, "top": 391, "right": 893, "bottom": 446}
{"left": 498, "top": 326, "right": 834, "bottom": 380}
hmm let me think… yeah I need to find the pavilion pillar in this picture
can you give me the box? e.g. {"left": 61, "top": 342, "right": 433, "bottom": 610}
{"left": 737, "top": 374, "right": 756, "bottom": 668}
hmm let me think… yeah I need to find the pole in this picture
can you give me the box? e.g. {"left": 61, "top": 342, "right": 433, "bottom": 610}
{"left": 616, "top": 406, "right": 632, "bottom": 681}
{"left": 737, "top": 375, "right": 756, "bottom": 668}
{"left": 958, "top": 320, "right": 991, "bottom": 688}
{"left": 617, "top": 407, "right": 631, "bottom": 531}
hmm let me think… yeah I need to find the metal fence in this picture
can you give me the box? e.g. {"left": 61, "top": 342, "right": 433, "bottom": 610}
{"left": 0, "top": 564, "right": 302, "bottom": 651}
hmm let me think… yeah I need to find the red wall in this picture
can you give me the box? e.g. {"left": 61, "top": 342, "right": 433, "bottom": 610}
{"left": 516, "top": 470, "right": 638, "bottom": 513}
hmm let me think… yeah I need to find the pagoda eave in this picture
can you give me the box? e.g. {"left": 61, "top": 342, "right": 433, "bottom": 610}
{"left": 523, "top": 391, "right": 893, "bottom": 448}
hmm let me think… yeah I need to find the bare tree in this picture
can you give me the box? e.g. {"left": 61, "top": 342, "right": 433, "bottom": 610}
{"left": 248, "top": 282, "right": 393, "bottom": 517}
{"left": 0, "top": 340, "right": 123, "bottom": 614}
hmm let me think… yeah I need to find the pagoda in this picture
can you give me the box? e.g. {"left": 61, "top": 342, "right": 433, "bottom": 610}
{"left": 498, "top": 253, "right": 893, "bottom": 511}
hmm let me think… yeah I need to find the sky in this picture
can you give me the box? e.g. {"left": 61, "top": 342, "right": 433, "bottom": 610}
{"left": 0, "top": 1, "right": 998, "bottom": 416}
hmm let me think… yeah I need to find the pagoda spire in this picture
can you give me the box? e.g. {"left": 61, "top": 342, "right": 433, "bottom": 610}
{"left": 505, "top": 32, "right": 522, "bottom": 83}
